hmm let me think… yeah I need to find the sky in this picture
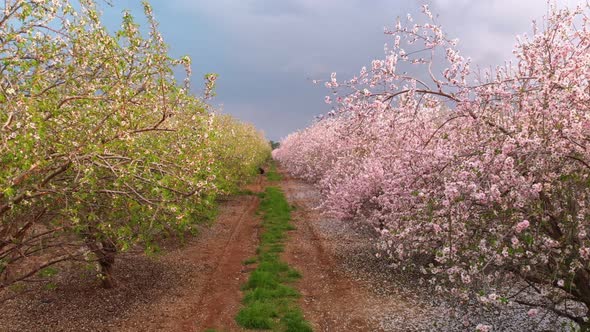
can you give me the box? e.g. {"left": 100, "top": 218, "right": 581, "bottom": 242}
{"left": 100, "top": 0, "right": 582, "bottom": 140}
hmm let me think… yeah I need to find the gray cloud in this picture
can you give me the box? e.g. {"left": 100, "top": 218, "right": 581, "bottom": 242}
{"left": 103, "top": 0, "right": 583, "bottom": 140}
{"left": 248, "top": 0, "right": 308, "bottom": 17}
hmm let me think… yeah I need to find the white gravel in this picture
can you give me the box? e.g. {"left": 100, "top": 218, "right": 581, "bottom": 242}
{"left": 296, "top": 180, "right": 577, "bottom": 332}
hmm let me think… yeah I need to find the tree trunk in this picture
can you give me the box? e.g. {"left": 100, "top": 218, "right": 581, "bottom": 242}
{"left": 98, "top": 240, "right": 117, "bottom": 289}
{"left": 85, "top": 235, "right": 118, "bottom": 289}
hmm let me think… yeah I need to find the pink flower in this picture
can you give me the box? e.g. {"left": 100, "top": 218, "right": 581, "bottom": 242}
{"left": 527, "top": 308, "right": 538, "bottom": 318}
{"left": 461, "top": 272, "right": 472, "bottom": 284}
{"left": 432, "top": 224, "right": 442, "bottom": 233}
{"left": 476, "top": 324, "right": 492, "bottom": 332}
{"left": 515, "top": 220, "right": 530, "bottom": 233}
{"left": 557, "top": 279, "right": 564, "bottom": 287}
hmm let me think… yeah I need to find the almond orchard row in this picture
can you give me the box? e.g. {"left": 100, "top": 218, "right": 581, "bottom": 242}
{"left": 0, "top": 0, "right": 270, "bottom": 292}
{"left": 274, "top": 3, "right": 590, "bottom": 329}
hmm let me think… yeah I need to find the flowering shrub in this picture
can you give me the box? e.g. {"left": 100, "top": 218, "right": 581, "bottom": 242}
{"left": 275, "top": 3, "right": 590, "bottom": 327}
{"left": 0, "top": 0, "right": 269, "bottom": 291}
{"left": 210, "top": 113, "right": 271, "bottom": 194}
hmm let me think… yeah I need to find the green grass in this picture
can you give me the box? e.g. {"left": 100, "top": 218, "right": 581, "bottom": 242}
{"left": 37, "top": 267, "right": 59, "bottom": 278}
{"left": 236, "top": 186, "right": 312, "bottom": 332}
{"left": 243, "top": 257, "right": 258, "bottom": 265}
{"left": 266, "top": 163, "right": 282, "bottom": 181}
{"left": 237, "top": 188, "right": 256, "bottom": 196}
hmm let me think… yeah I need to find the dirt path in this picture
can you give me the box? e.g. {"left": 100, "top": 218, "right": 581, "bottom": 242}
{"left": 279, "top": 171, "right": 430, "bottom": 332}
{"left": 119, "top": 177, "right": 265, "bottom": 332}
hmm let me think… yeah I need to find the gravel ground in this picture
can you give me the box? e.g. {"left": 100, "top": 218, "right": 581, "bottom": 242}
{"left": 288, "top": 176, "right": 577, "bottom": 332}
{"left": 0, "top": 251, "right": 197, "bottom": 332}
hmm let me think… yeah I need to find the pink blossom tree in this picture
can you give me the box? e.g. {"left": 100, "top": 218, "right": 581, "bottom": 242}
{"left": 275, "top": 3, "right": 590, "bottom": 327}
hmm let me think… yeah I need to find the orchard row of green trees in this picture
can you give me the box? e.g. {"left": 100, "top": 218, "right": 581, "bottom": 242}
{"left": 0, "top": 0, "right": 270, "bottom": 291}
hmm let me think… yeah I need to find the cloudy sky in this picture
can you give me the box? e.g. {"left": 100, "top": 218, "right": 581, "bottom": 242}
{"left": 101, "top": 0, "right": 581, "bottom": 140}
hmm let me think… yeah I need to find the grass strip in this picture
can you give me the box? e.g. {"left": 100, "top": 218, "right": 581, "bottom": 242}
{"left": 265, "top": 163, "right": 282, "bottom": 182}
{"left": 236, "top": 187, "right": 312, "bottom": 332}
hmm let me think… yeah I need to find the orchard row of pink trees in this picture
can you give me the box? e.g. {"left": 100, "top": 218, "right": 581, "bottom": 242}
{"left": 274, "top": 3, "right": 590, "bottom": 327}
